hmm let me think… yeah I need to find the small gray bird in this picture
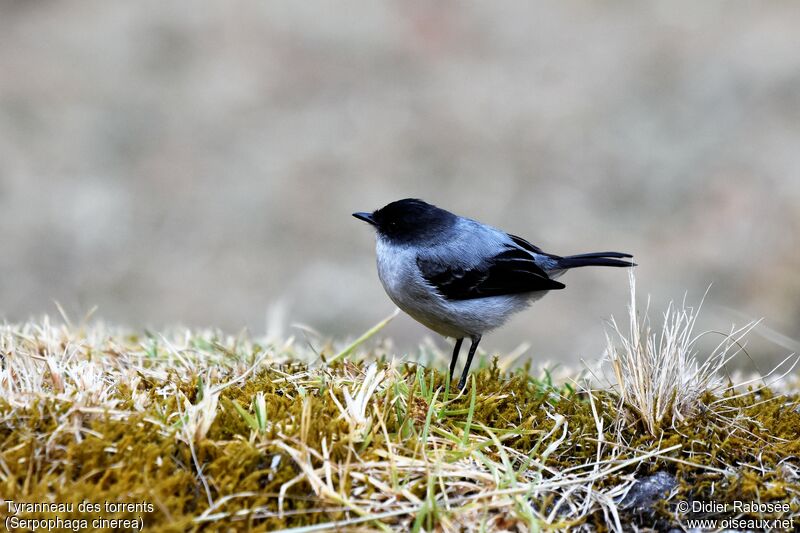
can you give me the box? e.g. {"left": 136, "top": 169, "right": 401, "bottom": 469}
{"left": 353, "top": 198, "right": 635, "bottom": 390}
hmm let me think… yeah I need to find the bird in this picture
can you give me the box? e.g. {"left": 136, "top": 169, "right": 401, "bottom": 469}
{"left": 353, "top": 198, "right": 635, "bottom": 390}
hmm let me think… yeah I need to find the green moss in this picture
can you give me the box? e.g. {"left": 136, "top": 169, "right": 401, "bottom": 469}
{"left": 1, "top": 340, "right": 799, "bottom": 531}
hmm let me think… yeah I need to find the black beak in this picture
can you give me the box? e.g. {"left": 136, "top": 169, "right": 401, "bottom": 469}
{"left": 352, "top": 212, "right": 377, "bottom": 226}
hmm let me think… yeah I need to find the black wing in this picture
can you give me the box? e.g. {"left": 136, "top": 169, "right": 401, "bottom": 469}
{"left": 417, "top": 246, "right": 565, "bottom": 301}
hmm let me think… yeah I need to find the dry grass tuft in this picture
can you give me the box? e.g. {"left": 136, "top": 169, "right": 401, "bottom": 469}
{"left": 606, "top": 272, "right": 797, "bottom": 437}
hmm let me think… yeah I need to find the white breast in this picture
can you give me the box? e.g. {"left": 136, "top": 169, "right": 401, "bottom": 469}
{"left": 375, "top": 239, "right": 427, "bottom": 307}
{"left": 374, "top": 237, "right": 543, "bottom": 339}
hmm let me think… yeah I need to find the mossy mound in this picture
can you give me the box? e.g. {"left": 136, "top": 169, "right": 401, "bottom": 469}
{"left": 0, "top": 322, "right": 799, "bottom": 531}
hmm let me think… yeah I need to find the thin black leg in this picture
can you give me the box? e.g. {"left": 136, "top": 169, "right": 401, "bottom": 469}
{"left": 449, "top": 338, "right": 463, "bottom": 379}
{"left": 458, "top": 335, "right": 482, "bottom": 391}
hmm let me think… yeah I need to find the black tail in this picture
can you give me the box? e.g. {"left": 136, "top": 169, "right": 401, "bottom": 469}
{"left": 556, "top": 251, "right": 636, "bottom": 269}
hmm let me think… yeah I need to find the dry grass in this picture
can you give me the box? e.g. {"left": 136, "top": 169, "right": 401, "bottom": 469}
{"left": 0, "top": 282, "right": 799, "bottom": 531}
{"left": 605, "top": 271, "right": 794, "bottom": 436}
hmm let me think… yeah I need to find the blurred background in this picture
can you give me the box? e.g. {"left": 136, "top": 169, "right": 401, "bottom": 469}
{"left": 1, "top": 1, "right": 798, "bottom": 367}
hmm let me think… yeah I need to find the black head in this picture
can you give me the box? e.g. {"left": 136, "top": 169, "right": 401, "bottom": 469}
{"left": 352, "top": 198, "right": 456, "bottom": 244}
